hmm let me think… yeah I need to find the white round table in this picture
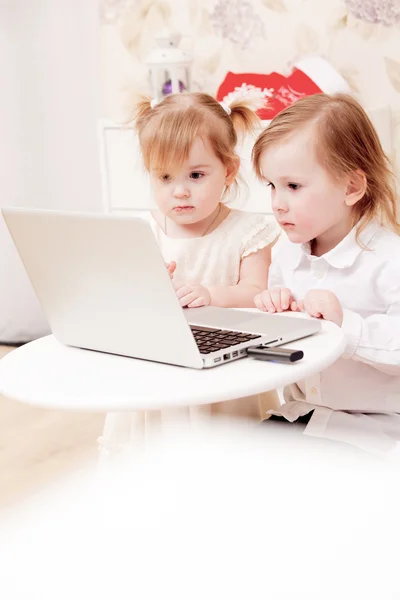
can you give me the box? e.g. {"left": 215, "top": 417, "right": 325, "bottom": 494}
{"left": 0, "top": 320, "right": 345, "bottom": 412}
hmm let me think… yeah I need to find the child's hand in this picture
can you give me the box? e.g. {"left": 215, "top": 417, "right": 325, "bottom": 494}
{"left": 254, "top": 288, "right": 299, "bottom": 313}
{"left": 176, "top": 284, "right": 211, "bottom": 308}
{"left": 165, "top": 261, "right": 176, "bottom": 279}
{"left": 298, "top": 290, "right": 343, "bottom": 326}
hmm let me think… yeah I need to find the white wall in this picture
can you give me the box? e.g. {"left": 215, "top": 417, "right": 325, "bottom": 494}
{"left": 0, "top": 0, "right": 103, "bottom": 212}
{"left": 0, "top": 0, "right": 104, "bottom": 342}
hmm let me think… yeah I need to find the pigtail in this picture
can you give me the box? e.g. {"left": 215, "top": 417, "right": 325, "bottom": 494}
{"left": 129, "top": 96, "right": 154, "bottom": 135}
{"left": 228, "top": 97, "right": 264, "bottom": 138}
{"left": 124, "top": 91, "right": 264, "bottom": 182}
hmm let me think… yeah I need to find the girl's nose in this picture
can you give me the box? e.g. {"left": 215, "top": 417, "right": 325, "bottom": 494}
{"left": 272, "top": 194, "right": 289, "bottom": 213}
{"left": 173, "top": 184, "right": 190, "bottom": 199}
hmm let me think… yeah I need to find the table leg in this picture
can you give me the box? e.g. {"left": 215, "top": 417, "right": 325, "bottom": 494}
{"left": 97, "top": 411, "right": 146, "bottom": 463}
{"left": 97, "top": 390, "right": 281, "bottom": 465}
{"left": 97, "top": 407, "right": 194, "bottom": 464}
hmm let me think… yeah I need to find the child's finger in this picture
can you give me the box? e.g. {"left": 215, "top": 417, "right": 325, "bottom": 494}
{"left": 176, "top": 285, "right": 192, "bottom": 300}
{"left": 254, "top": 294, "right": 267, "bottom": 312}
{"left": 304, "top": 299, "right": 322, "bottom": 319}
{"left": 309, "top": 310, "right": 323, "bottom": 319}
{"left": 188, "top": 297, "right": 205, "bottom": 308}
{"left": 294, "top": 300, "right": 304, "bottom": 312}
{"left": 261, "top": 291, "right": 277, "bottom": 313}
{"left": 269, "top": 289, "right": 283, "bottom": 312}
{"left": 166, "top": 261, "right": 177, "bottom": 278}
{"left": 280, "top": 288, "right": 293, "bottom": 311}
{"left": 179, "top": 291, "right": 197, "bottom": 307}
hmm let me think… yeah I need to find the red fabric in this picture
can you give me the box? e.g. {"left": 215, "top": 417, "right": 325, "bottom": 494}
{"left": 216, "top": 68, "right": 323, "bottom": 120}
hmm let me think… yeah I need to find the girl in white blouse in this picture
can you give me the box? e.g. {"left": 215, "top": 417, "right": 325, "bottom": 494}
{"left": 253, "top": 93, "right": 400, "bottom": 455}
{"left": 98, "top": 93, "right": 279, "bottom": 456}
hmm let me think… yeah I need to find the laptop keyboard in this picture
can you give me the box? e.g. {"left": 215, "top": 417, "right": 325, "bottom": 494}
{"left": 191, "top": 325, "right": 261, "bottom": 354}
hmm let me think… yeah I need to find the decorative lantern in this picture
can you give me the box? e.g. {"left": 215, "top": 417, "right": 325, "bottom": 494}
{"left": 145, "top": 32, "right": 192, "bottom": 103}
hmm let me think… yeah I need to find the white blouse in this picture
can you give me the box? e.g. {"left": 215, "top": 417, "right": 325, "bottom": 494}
{"left": 149, "top": 209, "right": 279, "bottom": 287}
{"left": 268, "top": 220, "right": 400, "bottom": 455}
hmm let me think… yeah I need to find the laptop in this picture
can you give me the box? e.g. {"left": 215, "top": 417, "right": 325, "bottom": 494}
{"left": 2, "top": 208, "right": 321, "bottom": 369}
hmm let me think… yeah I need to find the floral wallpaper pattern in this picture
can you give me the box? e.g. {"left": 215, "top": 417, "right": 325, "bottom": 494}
{"left": 101, "top": 0, "right": 400, "bottom": 182}
{"left": 344, "top": 0, "right": 400, "bottom": 26}
{"left": 209, "top": 0, "right": 266, "bottom": 50}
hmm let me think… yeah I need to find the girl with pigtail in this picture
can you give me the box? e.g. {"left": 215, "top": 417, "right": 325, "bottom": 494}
{"left": 99, "top": 92, "right": 279, "bottom": 456}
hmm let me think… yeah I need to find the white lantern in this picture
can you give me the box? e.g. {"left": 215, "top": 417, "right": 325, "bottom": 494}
{"left": 145, "top": 32, "right": 192, "bottom": 103}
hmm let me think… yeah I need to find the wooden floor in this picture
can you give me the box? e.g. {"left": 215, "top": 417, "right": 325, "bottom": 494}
{"left": 0, "top": 345, "right": 104, "bottom": 508}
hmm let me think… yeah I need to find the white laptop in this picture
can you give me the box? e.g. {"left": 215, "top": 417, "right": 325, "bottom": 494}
{"left": 2, "top": 208, "right": 320, "bottom": 369}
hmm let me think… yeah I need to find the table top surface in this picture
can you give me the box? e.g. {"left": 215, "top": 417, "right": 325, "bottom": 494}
{"left": 0, "top": 317, "right": 346, "bottom": 412}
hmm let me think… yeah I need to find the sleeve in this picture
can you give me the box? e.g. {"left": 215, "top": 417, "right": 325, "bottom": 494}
{"left": 341, "top": 262, "right": 400, "bottom": 376}
{"left": 241, "top": 214, "right": 280, "bottom": 259}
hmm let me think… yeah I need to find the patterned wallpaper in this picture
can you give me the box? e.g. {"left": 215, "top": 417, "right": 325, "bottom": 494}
{"left": 101, "top": 0, "right": 400, "bottom": 179}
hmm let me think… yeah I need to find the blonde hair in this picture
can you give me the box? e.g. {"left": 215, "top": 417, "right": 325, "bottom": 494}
{"left": 133, "top": 92, "right": 261, "bottom": 196}
{"left": 252, "top": 93, "right": 400, "bottom": 237}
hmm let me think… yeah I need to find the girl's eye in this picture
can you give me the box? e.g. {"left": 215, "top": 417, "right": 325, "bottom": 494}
{"left": 267, "top": 182, "right": 275, "bottom": 189}
{"left": 160, "top": 174, "right": 171, "bottom": 182}
{"left": 288, "top": 182, "right": 300, "bottom": 190}
{"left": 190, "top": 172, "right": 204, "bottom": 180}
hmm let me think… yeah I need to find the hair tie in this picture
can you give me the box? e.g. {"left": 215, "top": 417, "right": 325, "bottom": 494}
{"left": 150, "top": 98, "right": 159, "bottom": 109}
{"left": 219, "top": 101, "right": 232, "bottom": 115}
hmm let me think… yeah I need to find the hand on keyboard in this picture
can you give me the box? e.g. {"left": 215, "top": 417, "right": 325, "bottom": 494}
{"left": 176, "top": 284, "right": 211, "bottom": 308}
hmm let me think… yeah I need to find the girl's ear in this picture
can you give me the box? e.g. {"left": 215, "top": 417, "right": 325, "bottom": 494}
{"left": 225, "top": 157, "right": 240, "bottom": 186}
{"left": 345, "top": 169, "right": 367, "bottom": 207}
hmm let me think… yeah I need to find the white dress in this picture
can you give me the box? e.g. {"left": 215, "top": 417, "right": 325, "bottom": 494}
{"left": 150, "top": 209, "right": 278, "bottom": 288}
{"left": 98, "top": 209, "right": 280, "bottom": 456}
